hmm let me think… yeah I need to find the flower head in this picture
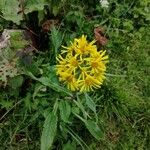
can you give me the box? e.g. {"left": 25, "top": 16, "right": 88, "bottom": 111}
{"left": 56, "top": 35, "right": 108, "bottom": 92}
{"left": 100, "top": 0, "right": 109, "bottom": 8}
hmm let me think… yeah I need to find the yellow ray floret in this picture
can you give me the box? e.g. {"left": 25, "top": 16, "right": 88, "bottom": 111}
{"left": 56, "top": 35, "right": 109, "bottom": 92}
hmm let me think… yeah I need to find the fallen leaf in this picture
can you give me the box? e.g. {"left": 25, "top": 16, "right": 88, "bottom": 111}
{"left": 42, "top": 19, "right": 59, "bottom": 32}
{"left": 94, "top": 27, "right": 108, "bottom": 46}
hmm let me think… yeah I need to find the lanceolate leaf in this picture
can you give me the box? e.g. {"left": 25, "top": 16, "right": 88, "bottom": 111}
{"left": 85, "top": 120, "right": 104, "bottom": 140}
{"left": 84, "top": 93, "right": 96, "bottom": 113}
{"left": 38, "top": 77, "right": 72, "bottom": 96}
{"left": 59, "top": 101, "right": 71, "bottom": 123}
{"left": 24, "top": 71, "right": 73, "bottom": 96}
{"left": 50, "top": 26, "right": 63, "bottom": 55}
{"left": 41, "top": 112, "right": 58, "bottom": 150}
{"left": 73, "top": 112, "right": 103, "bottom": 140}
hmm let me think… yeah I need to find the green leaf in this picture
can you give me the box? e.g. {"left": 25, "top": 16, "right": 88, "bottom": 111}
{"left": 72, "top": 107, "right": 80, "bottom": 115}
{"left": 1, "top": 0, "right": 23, "bottom": 24}
{"left": 85, "top": 120, "right": 103, "bottom": 140}
{"left": 67, "top": 126, "right": 89, "bottom": 150}
{"left": 59, "top": 101, "right": 71, "bottom": 123}
{"left": 24, "top": 0, "right": 47, "bottom": 14}
{"left": 84, "top": 93, "right": 96, "bottom": 113}
{"left": 24, "top": 71, "right": 72, "bottom": 97}
{"left": 33, "top": 83, "right": 45, "bottom": 100}
{"left": 74, "top": 94, "right": 90, "bottom": 119}
{"left": 50, "top": 26, "right": 63, "bottom": 55}
{"left": 73, "top": 112, "right": 103, "bottom": 141}
{"left": 38, "top": 77, "right": 72, "bottom": 96}
{"left": 63, "top": 141, "right": 76, "bottom": 150}
{"left": 41, "top": 112, "right": 58, "bottom": 150}
{"left": 0, "top": 100, "right": 13, "bottom": 109}
{"left": 8, "top": 75, "right": 24, "bottom": 89}
{"left": 38, "top": 10, "right": 45, "bottom": 24}
{"left": 52, "top": 6, "right": 60, "bottom": 16}
{"left": 24, "top": 93, "right": 32, "bottom": 111}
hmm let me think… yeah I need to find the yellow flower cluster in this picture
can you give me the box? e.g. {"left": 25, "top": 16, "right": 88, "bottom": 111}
{"left": 56, "top": 35, "right": 108, "bottom": 92}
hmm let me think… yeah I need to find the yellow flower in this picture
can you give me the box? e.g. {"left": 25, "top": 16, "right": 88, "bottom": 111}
{"left": 78, "top": 74, "right": 101, "bottom": 92}
{"left": 60, "top": 72, "right": 78, "bottom": 91}
{"left": 90, "top": 51, "right": 108, "bottom": 74}
{"left": 56, "top": 35, "right": 109, "bottom": 92}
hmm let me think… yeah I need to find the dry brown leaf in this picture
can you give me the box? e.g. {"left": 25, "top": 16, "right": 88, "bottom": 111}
{"left": 42, "top": 19, "right": 59, "bottom": 32}
{"left": 94, "top": 27, "right": 108, "bottom": 46}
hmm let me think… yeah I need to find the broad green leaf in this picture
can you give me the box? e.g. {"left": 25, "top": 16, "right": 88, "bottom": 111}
{"left": 85, "top": 120, "right": 104, "bottom": 140}
{"left": 1, "top": 0, "right": 23, "bottom": 24}
{"left": 41, "top": 112, "right": 58, "bottom": 150}
{"left": 59, "top": 101, "right": 71, "bottom": 122}
{"left": 24, "top": 0, "right": 47, "bottom": 14}
{"left": 84, "top": 93, "right": 96, "bottom": 113}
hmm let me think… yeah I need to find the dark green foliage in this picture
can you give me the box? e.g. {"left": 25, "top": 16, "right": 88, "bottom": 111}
{"left": 0, "top": 0, "right": 150, "bottom": 149}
